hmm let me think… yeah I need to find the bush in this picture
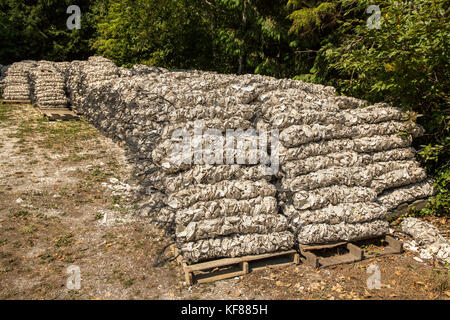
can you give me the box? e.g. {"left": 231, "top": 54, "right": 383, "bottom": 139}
{"left": 304, "top": 0, "right": 449, "bottom": 216}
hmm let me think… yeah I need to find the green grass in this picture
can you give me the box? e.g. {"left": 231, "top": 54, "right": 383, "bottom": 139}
{"left": 122, "top": 278, "right": 135, "bottom": 288}
{"left": 54, "top": 234, "right": 74, "bottom": 247}
{"left": 13, "top": 115, "right": 98, "bottom": 151}
{"left": 0, "top": 103, "right": 14, "bottom": 121}
{"left": 21, "top": 225, "right": 37, "bottom": 234}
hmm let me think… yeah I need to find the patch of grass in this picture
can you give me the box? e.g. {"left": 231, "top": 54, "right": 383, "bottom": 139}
{"left": 2, "top": 293, "right": 14, "bottom": 300}
{"left": 12, "top": 241, "right": 22, "bottom": 248}
{"left": 14, "top": 116, "right": 98, "bottom": 151}
{"left": 0, "top": 103, "right": 14, "bottom": 121}
{"left": 90, "top": 168, "right": 114, "bottom": 182}
{"left": 67, "top": 290, "right": 81, "bottom": 298}
{"left": 21, "top": 225, "right": 37, "bottom": 234}
{"left": 55, "top": 234, "right": 74, "bottom": 247}
{"left": 134, "top": 241, "right": 144, "bottom": 249}
{"left": 110, "top": 205, "right": 127, "bottom": 213}
{"left": 63, "top": 256, "right": 75, "bottom": 263}
{"left": 122, "top": 278, "right": 135, "bottom": 288}
{"left": 39, "top": 253, "right": 56, "bottom": 264}
{"left": 112, "top": 195, "right": 122, "bottom": 205}
{"left": 102, "top": 233, "right": 116, "bottom": 240}
{"left": 11, "top": 210, "right": 29, "bottom": 219}
{"left": 107, "top": 161, "right": 120, "bottom": 169}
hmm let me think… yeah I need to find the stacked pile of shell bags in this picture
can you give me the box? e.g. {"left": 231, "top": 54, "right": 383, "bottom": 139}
{"left": 77, "top": 67, "right": 169, "bottom": 211}
{"left": 30, "top": 61, "right": 68, "bottom": 109}
{"left": 65, "top": 58, "right": 175, "bottom": 218}
{"left": 258, "top": 88, "right": 435, "bottom": 245}
{"left": 0, "top": 60, "right": 36, "bottom": 101}
{"left": 0, "top": 64, "right": 5, "bottom": 94}
{"left": 66, "top": 56, "right": 121, "bottom": 113}
{"left": 148, "top": 71, "right": 295, "bottom": 263}
{"left": 0, "top": 56, "right": 437, "bottom": 264}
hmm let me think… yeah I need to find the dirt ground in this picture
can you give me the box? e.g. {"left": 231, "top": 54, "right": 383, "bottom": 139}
{"left": 0, "top": 103, "right": 449, "bottom": 300}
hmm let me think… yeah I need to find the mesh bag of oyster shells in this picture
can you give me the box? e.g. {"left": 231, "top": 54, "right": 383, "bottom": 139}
{"left": 168, "top": 173, "right": 293, "bottom": 263}
{"left": 180, "top": 231, "right": 294, "bottom": 263}
{"left": 1, "top": 60, "right": 36, "bottom": 101}
{"left": 31, "top": 61, "right": 68, "bottom": 109}
{"left": 400, "top": 217, "right": 450, "bottom": 264}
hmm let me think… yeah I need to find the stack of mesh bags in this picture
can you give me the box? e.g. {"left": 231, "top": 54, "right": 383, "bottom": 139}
{"left": 66, "top": 56, "right": 120, "bottom": 113}
{"left": 66, "top": 60, "right": 88, "bottom": 110}
{"left": 82, "top": 72, "right": 169, "bottom": 208}
{"left": 0, "top": 64, "right": 6, "bottom": 95}
{"left": 51, "top": 56, "right": 435, "bottom": 259}
{"left": 53, "top": 62, "right": 71, "bottom": 85}
{"left": 66, "top": 58, "right": 170, "bottom": 213}
{"left": 1, "top": 60, "right": 36, "bottom": 101}
{"left": 150, "top": 71, "right": 294, "bottom": 263}
{"left": 31, "top": 61, "right": 68, "bottom": 109}
{"left": 259, "top": 87, "right": 434, "bottom": 245}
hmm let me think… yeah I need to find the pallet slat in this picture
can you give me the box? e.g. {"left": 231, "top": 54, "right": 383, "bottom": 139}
{"left": 1, "top": 99, "right": 32, "bottom": 104}
{"left": 178, "top": 249, "right": 299, "bottom": 286}
{"left": 173, "top": 236, "right": 403, "bottom": 285}
{"left": 37, "top": 107, "right": 79, "bottom": 121}
{"left": 300, "top": 234, "right": 403, "bottom": 268}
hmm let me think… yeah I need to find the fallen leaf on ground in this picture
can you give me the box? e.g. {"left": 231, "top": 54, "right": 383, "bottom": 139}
{"left": 364, "top": 289, "right": 372, "bottom": 297}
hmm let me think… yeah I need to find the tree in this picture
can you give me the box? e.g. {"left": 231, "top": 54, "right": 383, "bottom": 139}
{"left": 0, "top": 0, "right": 95, "bottom": 64}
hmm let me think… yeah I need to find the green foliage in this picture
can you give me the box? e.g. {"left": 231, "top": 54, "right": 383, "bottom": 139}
{"left": 287, "top": 1, "right": 337, "bottom": 36}
{"left": 0, "top": 0, "right": 95, "bottom": 63}
{"left": 418, "top": 136, "right": 450, "bottom": 216}
{"left": 414, "top": 166, "right": 450, "bottom": 217}
{"left": 92, "top": 0, "right": 215, "bottom": 69}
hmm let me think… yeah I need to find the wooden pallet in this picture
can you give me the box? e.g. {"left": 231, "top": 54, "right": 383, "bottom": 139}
{"left": 177, "top": 249, "right": 300, "bottom": 286}
{"left": 299, "top": 235, "right": 403, "bottom": 268}
{"left": 37, "top": 108, "right": 79, "bottom": 121}
{"left": 1, "top": 99, "right": 32, "bottom": 104}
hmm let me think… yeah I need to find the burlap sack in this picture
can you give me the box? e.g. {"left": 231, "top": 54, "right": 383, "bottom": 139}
{"left": 161, "top": 165, "right": 273, "bottom": 193}
{"left": 281, "top": 148, "right": 415, "bottom": 178}
{"left": 400, "top": 217, "right": 446, "bottom": 246}
{"left": 369, "top": 166, "right": 427, "bottom": 193}
{"left": 265, "top": 104, "right": 403, "bottom": 130}
{"left": 282, "top": 160, "right": 423, "bottom": 191}
{"left": 279, "top": 121, "right": 423, "bottom": 148}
